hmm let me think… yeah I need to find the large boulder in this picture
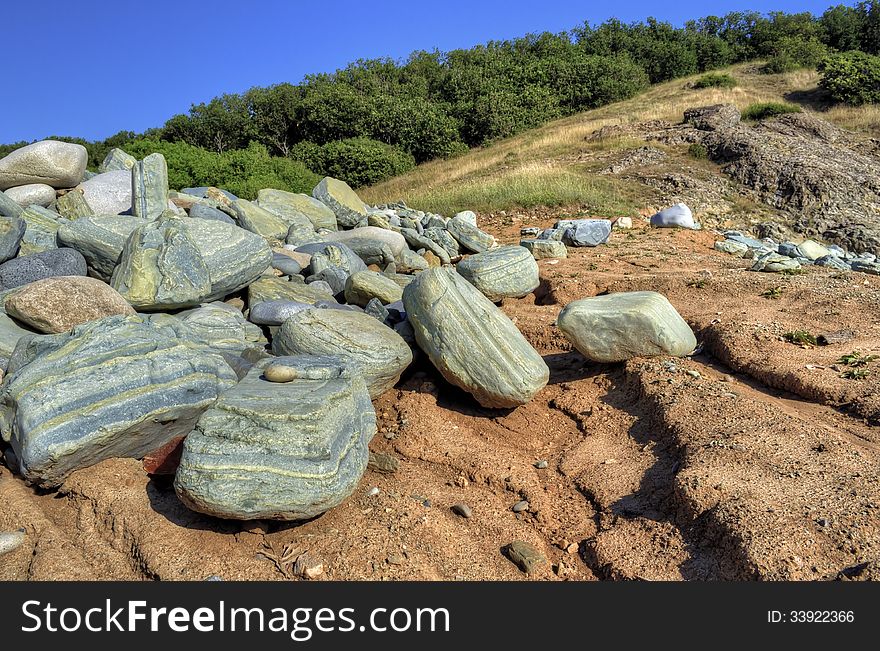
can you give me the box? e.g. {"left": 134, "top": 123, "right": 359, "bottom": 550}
{"left": 329, "top": 226, "right": 407, "bottom": 259}
{"left": 3, "top": 184, "right": 55, "bottom": 207}
{"left": 111, "top": 217, "right": 271, "bottom": 310}
{"left": 0, "top": 189, "right": 24, "bottom": 218}
{"left": 231, "top": 198, "right": 292, "bottom": 241}
{"left": 174, "top": 356, "right": 376, "bottom": 520}
{"left": 446, "top": 214, "right": 496, "bottom": 253}
{"left": 402, "top": 268, "right": 549, "bottom": 408}
{"left": 76, "top": 170, "right": 132, "bottom": 215}
{"left": 0, "top": 248, "right": 87, "bottom": 290}
{"left": 131, "top": 153, "right": 169, "bottom": 220}
{"left": 256, "top": 189, "right": 337, "bottom": 231}
{"left": 0, "top": 140, "right": 88, "bottom": 190}
{"left": 273, "top": 308, "right": 412, "bottom": 399}
{"left": 0, "top": 315, "right": 238, "bottom": 487}
{"left": 312, "top": 177, "right": 368, "bottom": 229}
{"left": 57, "top": 215, "right": 149, "bottom": 281}
{"left": 4, "top": 276, "right": 135, "bottom": 334}
{"left": 557, "top": 291, "right": 697, "bottom": 363}
{"left": 456, "top": 245, "right": 539, "bottom": 302}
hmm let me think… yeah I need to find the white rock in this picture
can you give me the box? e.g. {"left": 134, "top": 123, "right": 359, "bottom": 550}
{"left": 77, "top": 170, "right": 132, "bottom": 215}
{"left": 797, "top": 239, "right": 830, "bottom": 261}
{"left": 3, "top": 184, "right": 55, "bottom": 207}
{"left": 0, "top": 140, "right": 88, "bottom": 190}
{"left": 650, "top": 203, "right": 697, "bottom": 229}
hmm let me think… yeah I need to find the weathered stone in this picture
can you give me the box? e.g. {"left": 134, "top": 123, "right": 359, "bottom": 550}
{"left": 174, "top": 302, "right": 266, "bottom": 355}
{"left": 189, "top": 203, "right": 235, "bottom": 224}
{"left": 312, "top": 177, "right": 368, "bottom": 229}
{"left": 454, "top": 210, "right": 477, "bottom": 226}
{"left": 750, "top": 251, "right": 802, "bottom": 273}
{"left": 423, "top": 227, "right": 460, "bottom": 258}
{"left": 274, "top": 309, "right": 412, "bottom": 399}
{"left": 99, "top": 148, "right": 137, "bottom": 173}
{"left": 0, "top": 216, "right": 26, "bottom": 263}
{"left": 401, "top": 228, "right": 451, "bottom": 264}
{"left": 852, "top": 259, "right": 880, "bottom": 275}
{"left": 557, "top": 291, "right": 697, "bottom": 363}
{"left": 615, "top": 217, "right": 633, "bottom": 229}
{"left": 504, "top": 541, "right": 546, "bottom": 574}
{"left": 368, "top": 451, "right": 399, "bottom": 474}
{"left": 815, "top": 254, "right": 851, "bottom": 270}
{"left": 299, "top": 242, "right": 367, "bottom": 276}
{"left": 538, "top": 228, "right": 566, "bottom": 241}
{"left": 248, "top": 276, "right": 334, "bottom": 307}
{"left": 329, "top": 226, "right": 406, "bottom": 258}
{"left": 714, "top": 240, "right": 749, "bottom": 256}
{"left": 520, "top": 239, "right": 567, "bottom": 260}
{"left": 0, "top": 309, "right": 37, "bottom": 366}
{"left": 248, "top": 300, "right": 313, "bottom": 326}
{"left": 0, "top": 248, "right": 87, "bottom": 290}
{"left": 0, "top": 140, "right": 88, "bottom": 190}
{"left": 456, "top": 245, "right": 539, "bottom": 302}
{"left": 184, "top": 187, "right": 237, "bottom": 202}
{"left": 174, "top": 357, "right": 376, "bottom": 520}
{"left": 3, "top": 183, "right": 55, "bottom": 207}
{"left": 446, "top": 214, "right": 496, "bottom": 253}
{"left": 57, "top": 215, "right": 147, "bottom": 280}
{"left": 650, "top": 203, "right": 697, "bottom": 229}
{"left": 344, "top": 270, "right": 404, "bottom": 307}
{"left": 131, "top": 154, "right": 169, "bottom": 220}
{"left": 4, "top": 276, "right": 135, "bottom": 333}
{"left": 285, "top": 221, "right": 323, "bottom": 247}
{"left": 271, "top": 251, "right": 302, "bottom": 276}
{"left": 397, "top": 248, "right": 430, "bottom": 273}
{"left": 17, "top": 205, "right": 65, "bottom": 255}
{"left": 230, "top": 198, "right": 289, "bottom": 241}
{"left": 0, "top": 189, "right": 24, "bottom": 218}
{"left": 797, "top": 239, "right": 831, "bottom": 260}
{"left": 521, "top": 227, "right": 542, "bottom": 238}
{"left": 55, "top": 189, "right": 92, "bottom": 220}
{"left": 403, "top": 268, "right": 548, "bottom": 408}
{"left": 561, "top": 219, "right": 612, "bottom": 247}
{"left": 364, "top": 298, "right": 390, "bottom": 323}
{"left": 307, "top": 265, "right": 348, "bottom": 295}
{"left": 75, "top": 170, "right": 131, "bottom": 215}
{"left": 256, "top": 189, "right": 337, "bottom": 231}
{"left": 0, "top": 315, "right": 238, "bottom": 487}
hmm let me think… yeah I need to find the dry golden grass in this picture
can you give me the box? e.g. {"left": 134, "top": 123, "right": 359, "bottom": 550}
{"left": 360, "top": 63, "right": 880, "bottom": 215}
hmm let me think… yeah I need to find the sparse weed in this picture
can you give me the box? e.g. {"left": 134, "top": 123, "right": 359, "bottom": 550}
{"left": 761, "top": 286, "right": 784, "bottom": 299}
{"left": 837, "top": 351, "right": 879, "bottom": 367}
{"left": 783, "top": 330, "right": 817, "bottom": 346}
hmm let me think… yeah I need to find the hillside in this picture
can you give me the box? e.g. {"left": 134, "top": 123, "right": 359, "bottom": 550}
{"left": 362, "top": 63, "right": 880, "bottom": 224}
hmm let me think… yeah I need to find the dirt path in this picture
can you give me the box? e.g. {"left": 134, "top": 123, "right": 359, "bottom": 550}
{"left": 1, "top": 218, "right": 878, "bottom": 581}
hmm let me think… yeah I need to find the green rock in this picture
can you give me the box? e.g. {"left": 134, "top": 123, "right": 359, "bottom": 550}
{"left": 99, "top": 148, "right": 137, "bottom": 173}
{"left": 397, "top": 249, "right": 430, "bottom": 273}
{"left": 230, "top": 198, "right": 289, "bottom": 241}
{"left": 0, "top": 315, "right": 238, "bottom": 487}
{"left": 0, "top": 189, "right": 24, "bottom": 219}
{"left": 504, "top": 540, "right": 546, "bottom": 574}
{"left": 248, "top": 276, "right": 335, "bottom": 307}
{"left": 174, "top": 357, "right": 376, "bottom": 521}
{"left": 312, "top": 177, "right": 368, "bottom": 229}
{"left": 344, "top": 270, "right": 404, "bottom": 307}
{"left": 520, "top": 239, "right": 567, "bottom": 260}
{"left": 557, "top": 291, "right": 697, "bottom": 363}
{"left": 55, "top": 189, "right": 93, "bottom": 220}
{"left": 456, "top": 245, "right": 539, "bottom": 302}
{"left": 0, "top": 308, "right": 38, "bottom": 366}
{"left": 131, "top": 153, "right": 169, "bottom": 220}
{"left": 714, "top": 240, "right": 749, "bottom": 257}
{"left": 400, "top": 228, "right": 451, "bottom": 264}
{"left": 402, "top": 268, "right": 549, "bottom": 408}
{"left": 57, "top": 215, "right": 149, "bottom": 281}
{"left": 184, "top": 219, "right": 273, "bottom": 299}
{"left": 273, "top": 309, "right": 412, "bottom": 399}
{"left": 17, "top": 206, "right": 66, "bottom": 256}
{"left": 256, "top": 189, "right": 337, "bottom": 231}
{"left": 446, "top": 214, "right": 496, "bottom": 253}
{"left": 423, "top": 227, "right": 460, "bottom": 258}
{"left": 175, "top": 302, "right": 267, "bottom": 355}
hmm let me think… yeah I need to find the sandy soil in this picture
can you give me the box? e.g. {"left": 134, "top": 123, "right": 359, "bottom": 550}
{"left": 1, "top": 214, "right": 878, "bottom": 581}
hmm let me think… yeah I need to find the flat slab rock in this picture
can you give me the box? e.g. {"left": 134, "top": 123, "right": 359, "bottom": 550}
{"left": 174, "top": 356, "right": 376, "bottom": 521}
{"left": 403, "top": 267, "right": 548, "bottom": 408}
{"left": 557, "top": 291, "right": 697, "bottom": 363}
{"left": 0, "top": 315, "right": 238, "bottom": 487}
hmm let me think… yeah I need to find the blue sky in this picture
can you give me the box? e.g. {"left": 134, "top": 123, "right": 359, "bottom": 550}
{"left": 0, "top": 0, "right": 844, "bottom": 143}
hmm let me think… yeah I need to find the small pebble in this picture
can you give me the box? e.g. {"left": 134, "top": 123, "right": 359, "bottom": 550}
{"left": 387, "top": 554, "right": 406, "bottom": 566}
{"left": 686, "top": 369, "right": 701, "bottom": 378}
{"left": 512, "top": 500, "right": 530, "bottom": 513}
{"left": 205, "top": 575, "right": 224, "bottom": 581}
{"left": 0, "top": 529, "right": 25, "bottom": 556}
{"left": 367, "top": 486, "right": 380, "bottom": 497}
{"left": 451, "top": 503, "right": 472, "bottom": 519}
{"left": 818, "top": 518, "right": 830, "bottom": 527}
{"left": 534, "top": 460, "right": 548, "bottom": 469}
{"left": 368, "top": 452, "right": 399, "bottom": 474}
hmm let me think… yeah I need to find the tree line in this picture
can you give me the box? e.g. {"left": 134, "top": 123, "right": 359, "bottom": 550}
{"left": 3, "top": 3, "right": 880, "bottom": 193}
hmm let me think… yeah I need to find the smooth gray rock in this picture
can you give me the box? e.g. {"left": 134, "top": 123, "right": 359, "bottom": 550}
{"left": 750, "top": 251, "right": 802, "bottom": 273}
{"left": 3, "top": 183, "right": 55, "bottom": 207}
{"left": 397, "top": 248, "right": 430, "bottom": 273}
{"left": 364, "top": 298, "right": 390, "bottom": 323}
{"left": 446, "top": 214, "right": 496, "bottom": 253}
{"left": 174, "top": 357, "right": 376, "bottom": 521}
{"left": 307, "top": 265, "right": 348, "bottom": 295}
{"left": 131, "top": 153, "right": 169, "bottom": 220}
{"left": 57, "top": 215, "right": 148, "bottom": 280}
{"left": 312, "top": 177, "right": 368, "bottom": 229}
{"left": 557, "top": 291, "right": 697, "bottom": 363}
{"left": 423, "top": 227, "right": 460, "bottom": 258}
{"left": 650, "top": 203, "right": 697, "bottom": 229}
{"left": 400, "top": 228, "right": 451, "bottom": 264}
{"left": 714, "top": 240, "right": 749, "bottom": 256}
{"left": 0, "top": 216, "right": 26, "bottom": 263}
{"left": 189, "top": 202, "right": 235, "bottom": 224}
{"left": 0, "top": 248, "right": 86, "bottom": 290}
{"left": 561, "top": 219, "right": 612, "bottom": 247}
{"left": 0, "top": 189, "right": 24, "bottom": 218}
{"left": 17, "top": 205, "right": 66, "bottom": 255}
{"left": 98, "top": 148, "right": 137, "bottom": 173}
{"left": 520, "top": 239, "right": 567, "bottom": 260}
{"left": 248, "top": 300, "right": 313, "bottom": 326}
{"left": 344, "top": 270, "right": 404, "bottom": 307}
{"left": 248, "top": 276, "right": 335, "bottom": 307}
{"left": 299, "top": 242, "right": 367, "bottom": 276}
{"left": 403, "top": 268, "right": 549, "bottom": 408}
{"left": 77, "top": 170, "right": 132, "bottom": 215}
{"left": 0, "top": 140, "right": 88, "bottom": 190}
{"left": 454, "top": 210, "right": 477, "bottom": 226}
{"left": 0, "top": 315, "right": 238, "bottom": 487}
{"left": 256, "top": 189, "right": 337, "bottom": 231}
{"left": 456, "top": 245, "right": 539, "bottom": 302}
{"left": 330, "top": 227, "right": 406, "bottom": 258}
{"left": 274, "top": 309, "right": 412, "bottom": 399}
{"left": 271, "top": 251, "right": 302, "bottom": 276}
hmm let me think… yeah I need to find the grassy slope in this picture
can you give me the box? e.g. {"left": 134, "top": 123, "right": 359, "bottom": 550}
{"left": 361, "top": 63, "right": 880, "bottom": 216}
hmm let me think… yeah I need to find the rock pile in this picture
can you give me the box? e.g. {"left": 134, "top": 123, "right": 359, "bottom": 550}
{"left": 0, "top": 140, "right": 697, "bottom": 523}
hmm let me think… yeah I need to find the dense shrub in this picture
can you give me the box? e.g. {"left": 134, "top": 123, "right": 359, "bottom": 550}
{"left": 291, "top": 138, "right": 415, "bottom": 188}
{"left": 741, "top": 102, "right": 803, "bottom": 120}
{"left": 819, "top": 50, "right": 880, "bottom": 104}
{"left": 688, "top": 143, "right": 709, "bottom": 159}
{"left": 692, "top": 72, "right": 738, "bottom": 88}
{"left": 122, "top": 140, "right": 319, "bottom": 199}
{"left": 762, "top": 36, "right": 830, "bottom": 73}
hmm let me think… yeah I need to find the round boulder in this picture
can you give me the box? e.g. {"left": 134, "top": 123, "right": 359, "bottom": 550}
{"left": 456, "top": 245, "right": 539, "bottom": 302}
